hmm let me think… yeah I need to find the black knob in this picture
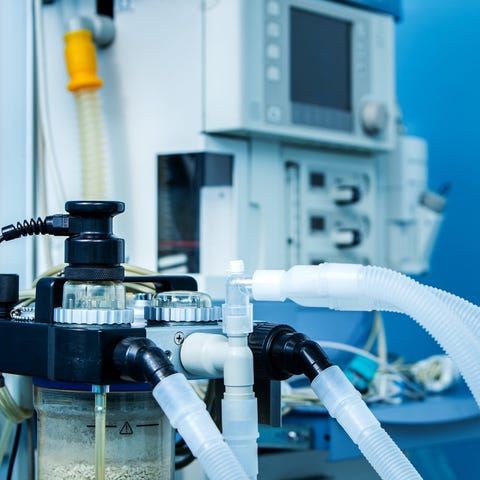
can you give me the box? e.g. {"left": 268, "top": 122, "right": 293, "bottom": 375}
{"left": 0, "top": 274, "right": 19, "bottom": 317}
{"left": 65, "top": 200, "right": 125, "bottom": 217}
{"left": 64, "top": 201, "right": 125, "bottom": 281}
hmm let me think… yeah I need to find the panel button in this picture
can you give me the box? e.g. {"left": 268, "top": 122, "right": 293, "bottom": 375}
{"left": 266, "top": 43, "right": 280, "bottom": 59}
{"left": 266, "top": 106, "right": 282, "bottom": 123}
{"left": 266, "top": 65, "right": 281, "bottom": 82}
{"left": 331, "top": 229, "right": 361, "bottom": 248}
{"left": 266, "top": 1, "right": 280, "bottom": 16}
{"left": 267, "top": 21, "right": 281, "bottom": 38}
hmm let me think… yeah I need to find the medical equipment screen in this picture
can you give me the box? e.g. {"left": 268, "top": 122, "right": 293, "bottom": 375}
{"left": 290, "top": 7, "right": 352, "bottom": 113}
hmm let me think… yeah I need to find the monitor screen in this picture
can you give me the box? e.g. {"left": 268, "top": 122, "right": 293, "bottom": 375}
{"left": 290, "top": 7, "right": 352, "bottom": 112}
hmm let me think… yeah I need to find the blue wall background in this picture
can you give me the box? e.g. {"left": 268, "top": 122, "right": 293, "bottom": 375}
{"left": 384, "top": 0, "right": 480, "bottom": 359}
{"left": 375, "top": 0, "right": 480, "bottom": 379}
{"left": 394, "top": 1, "right": 480, "bottom": 478}
{"left": 397, "top": 0, "right": 480, "bottom": 302}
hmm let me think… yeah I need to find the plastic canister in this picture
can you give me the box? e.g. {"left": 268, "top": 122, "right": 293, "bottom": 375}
{"left": 34, "top": 380, "right": 174, "bottom": 479}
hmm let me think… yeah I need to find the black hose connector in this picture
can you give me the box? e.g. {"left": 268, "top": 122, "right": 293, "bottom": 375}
{"left": 113, "top": 337, "right": 177, "bottom": 387}
{"left": 248, "top": 322, "right": 333, "bottom": 382}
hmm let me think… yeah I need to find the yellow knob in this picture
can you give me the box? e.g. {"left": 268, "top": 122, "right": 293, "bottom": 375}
{"left": 64, "top": 29, "right": 103, "bottom": 92}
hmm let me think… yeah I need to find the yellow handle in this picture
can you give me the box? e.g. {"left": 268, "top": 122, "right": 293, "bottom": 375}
{"left": 64, "top": 29, "right": 103, "bottom": 92}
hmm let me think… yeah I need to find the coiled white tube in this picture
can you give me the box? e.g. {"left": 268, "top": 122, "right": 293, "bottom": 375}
{"left": 153, "top": 373, "right": 248, "bottom": 480}
{"left": 252, "top": 263, "right": 480, "bottom": 408}
{"left": 360, "top": 266, "right": 480, "bottom": 407}
{"left": 312, "top": 366, "right": 421, "bottom": 480}
{"left": 74, "top": 89, "right": 106, "bottom": 200}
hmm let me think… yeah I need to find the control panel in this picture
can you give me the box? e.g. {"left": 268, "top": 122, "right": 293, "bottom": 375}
{"left": 204, "top": 0, "right": 395, "bottom": 151}
{"left": 284, "top": 146, "right": 377, "bottom": 266}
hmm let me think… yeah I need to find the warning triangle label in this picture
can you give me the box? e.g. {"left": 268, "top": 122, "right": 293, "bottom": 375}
{"left": 120, "top": 422, "right": 133, "bottom": 435}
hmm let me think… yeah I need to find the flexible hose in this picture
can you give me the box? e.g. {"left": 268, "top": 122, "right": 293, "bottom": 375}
{"left": 0, "top": 386, "right": 33, "bottom": 423}
{"left": 426, "top": 286, "right": 480, "bottom": 339}
{"left": 312, "top": 366, "right": 421, "bottom": 480}
{"left": 0, "top": 382, "right": 33, "bottom": 469}
{"left": 360, "top": 266, "right": 480, "bottom": 407}
{"left": 153, "top": 373, "right": 248, "bottom": 480}
{"left": 252, "top": 263, "right": 480, "bottom": 408}
{"left": 74, "top": 89, "right": 107, "bottom": 200}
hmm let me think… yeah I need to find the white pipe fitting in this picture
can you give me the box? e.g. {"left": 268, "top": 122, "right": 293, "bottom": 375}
{"left": 181, "top": 333, "right": 228, "bottom": 378}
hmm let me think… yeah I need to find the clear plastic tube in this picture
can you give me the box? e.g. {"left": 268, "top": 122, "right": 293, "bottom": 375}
{"left": 252, "top": 263, "right": 480, "bottom": 408}
{"left": 74, "top": 89, "right": 107, "bottom": 200}
{"left": 153, "top": 373, "right": 248, "bottom": 480}
{"left": 0, "top": 385, "right": 33, "bottom": 423}
{"left": 311, "top": 366, "right": 421, "bottom": 480}
{"left": 94, "top": 389, "right": 107, "bottom": 480}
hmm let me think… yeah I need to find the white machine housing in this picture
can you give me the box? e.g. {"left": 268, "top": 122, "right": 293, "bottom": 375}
{"left": 0, "top": 0, "right": 442, "bottom": 298}
{"left": 204, "top": 0, "right": 396, "bottom": 151}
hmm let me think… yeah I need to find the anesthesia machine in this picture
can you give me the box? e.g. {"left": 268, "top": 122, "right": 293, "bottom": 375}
{"left": 1, "top": 0, "right": 473, "bottom": 480}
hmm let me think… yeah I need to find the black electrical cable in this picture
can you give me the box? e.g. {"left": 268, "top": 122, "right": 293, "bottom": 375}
{"left": 0, "top": 215, "right": 69, "bottom": 243}
{"left": 6, "top": 422, "right": 22, "bottom": 480}
{"left": 175, "top": 452, "right": 196, "bottom": 470}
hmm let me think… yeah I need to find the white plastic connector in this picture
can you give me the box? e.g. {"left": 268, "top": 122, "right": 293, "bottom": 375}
{"left": 222, "top": 261, "right": 258, "bottom": 478}
{"left": 312, "top": 366, "right": 379, "bottom": 443}
{"left": 67, "top": 15, "right": 115, "bottom": 47}
{"left": 251, "top": 270, "right": 286, "bottom": 301}
{"left": 311, "top": 366, "right": 422, "bottom": 480}
{"left": 228, "top": 259, "right": 245, "bottom": 274}
{"left": 252, "top": 264, "right": 365, "bottom": 307}
{"left": 222, "top": 396, "right": 259, "bottom": 479}
{"left": 223, "top": 337, "right": 254, "bottom": 388}
{"left": 181, "top": 333, "right": 228, "bottom": 378}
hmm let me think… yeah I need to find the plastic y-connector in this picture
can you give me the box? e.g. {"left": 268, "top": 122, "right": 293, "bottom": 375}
{"left": 222, "top": 260, "right": 258, "bottom": 479}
